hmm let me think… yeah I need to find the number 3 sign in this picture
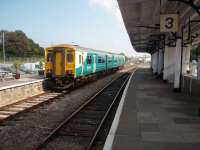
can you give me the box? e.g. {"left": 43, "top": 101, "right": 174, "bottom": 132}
{"left": 160, "top": 14, "right": 179, "bottom": 32}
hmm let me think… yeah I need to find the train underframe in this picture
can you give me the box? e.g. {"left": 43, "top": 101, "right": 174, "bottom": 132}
{"left": 44, "top": 67, "right": 120, "bottom": 91}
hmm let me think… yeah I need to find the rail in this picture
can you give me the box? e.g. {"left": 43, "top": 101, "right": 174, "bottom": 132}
{"left": 36, "top": 71, "right": 132, "bottom": 150}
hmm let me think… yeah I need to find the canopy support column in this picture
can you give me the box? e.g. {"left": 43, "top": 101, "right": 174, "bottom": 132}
{"left": 163, "top": 46, "right": 169, "bottom": 81}
{"left": 174, "top": 38, "right": 182, "bottom": 90}
{"left": 158, "top": 49, "right": 164, "bottom": 75}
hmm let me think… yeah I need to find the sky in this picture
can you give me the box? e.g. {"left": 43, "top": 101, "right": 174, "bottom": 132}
{"left": 0, "top": 0, "right": 141, "bottom": 56}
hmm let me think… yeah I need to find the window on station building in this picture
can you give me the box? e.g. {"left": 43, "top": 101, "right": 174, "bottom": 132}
{"left": 87, "top": 56, "right": 92, "bottom": 64}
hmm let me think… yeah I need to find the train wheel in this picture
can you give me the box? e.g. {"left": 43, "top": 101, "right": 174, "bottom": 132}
{"left": 43, "top": 79, "right": 56, "bottom": 91}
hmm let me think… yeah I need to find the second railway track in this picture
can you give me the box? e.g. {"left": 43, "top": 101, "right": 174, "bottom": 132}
{"left": 36, "top": 72, "right": 131, "bottom": 150}
{"left": 0, "top": 92, "right": 63, "bottom": 123}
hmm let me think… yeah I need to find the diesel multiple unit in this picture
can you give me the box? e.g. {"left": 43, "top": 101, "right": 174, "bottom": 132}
{"left": 45, "top": 44, "right": 125, "bottom": 88}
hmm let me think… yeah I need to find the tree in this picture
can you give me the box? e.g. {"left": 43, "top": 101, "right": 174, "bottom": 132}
{"left": 191, "top": 44, "right": 200, "bottom": 61}
{"left": 0, "top": 30, "right": 44, "bottom": 57}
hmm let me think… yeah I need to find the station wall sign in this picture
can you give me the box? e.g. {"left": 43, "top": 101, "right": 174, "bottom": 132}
{"left": 160, "top": 14, "right": 179, "bottom": 32}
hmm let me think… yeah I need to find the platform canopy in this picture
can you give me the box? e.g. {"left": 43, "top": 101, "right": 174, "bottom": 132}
{"left": 117, "top": 0, "right": 200, "bottom": 53}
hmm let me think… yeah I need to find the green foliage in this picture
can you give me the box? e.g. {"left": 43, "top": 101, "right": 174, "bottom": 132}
{"left": 191, "top": 44, "right": 200, "bottom": 61}
{"left": 0, "top": 30, "right": 44, "bottom": 58}
{"left": 39, "top": 61, "right": 44, "bottom": 69}
{"left": 12, "top": 61, "right": 22, "bottom": 73}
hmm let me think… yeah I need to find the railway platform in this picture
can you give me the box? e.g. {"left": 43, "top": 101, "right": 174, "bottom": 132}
{"left": 104, "top": 68, "right": 200, "bottom": 150}
{"left": 0, "top": 76, "right": 44, "bottom": 107}
{"left": 0, "top": 75, "right": 43, "bottom": 90}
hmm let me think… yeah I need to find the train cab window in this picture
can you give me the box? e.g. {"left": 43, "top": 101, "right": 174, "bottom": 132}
{"left": 79, "top": 55, "right": 82, "bottom": 64}
{"left": 87, "top": 56, "right": 92, "bottom": 64}
{"left": 47, "top": 52, "right": 53, "bottom": 62}
{"left": 67, "top": 53, "right": 74, "bottom": 63}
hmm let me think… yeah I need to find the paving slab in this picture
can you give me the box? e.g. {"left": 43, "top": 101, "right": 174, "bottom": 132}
{"left": 107, "top": 68, "right": 200, "bottom": 150}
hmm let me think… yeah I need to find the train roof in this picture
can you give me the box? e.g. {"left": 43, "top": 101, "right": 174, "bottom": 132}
{"left": 47, "top": 44, "right": 124, "bottom": 56}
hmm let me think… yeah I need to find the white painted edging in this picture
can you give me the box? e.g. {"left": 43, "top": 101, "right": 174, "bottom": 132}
{"left": 0, "top": 79, "right": 44, "bottom": 91}
{"left": 103, "top": 71, "right": 135, "bottom": 150}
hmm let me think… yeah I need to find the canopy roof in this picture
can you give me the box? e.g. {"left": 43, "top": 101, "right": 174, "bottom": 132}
{"left": 118, "top": 0, "right": 200, "bottom": 53}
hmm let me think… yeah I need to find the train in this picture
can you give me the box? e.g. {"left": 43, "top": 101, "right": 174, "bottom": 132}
{"left": 44, "top": 44, "right": 125, "bottom": 89}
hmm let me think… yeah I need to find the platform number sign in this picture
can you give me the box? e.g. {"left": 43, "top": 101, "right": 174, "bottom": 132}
{"left": 160, "top": 14, "right": 179, "bottom": 32}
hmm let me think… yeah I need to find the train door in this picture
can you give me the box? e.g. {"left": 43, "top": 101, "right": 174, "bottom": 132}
{"left": 76, "top": 52, "right": 83, "bottom": 78}
{"left": 105, "top": 55, "right": 108, "bottom": 71}
{"left": 82, "top": 53, "right": 84, "bottom": 76}
{"left": 86, "top": 55, "right": 92, "bottom": 75}
{"left": 66, "top": 49, "right": 75, "bottom": 76}
{"left": 93, "top": 55, "right": 96, "bottom": 73}
{"left": 53, "top": 48, "right": 65, "bottom": 77}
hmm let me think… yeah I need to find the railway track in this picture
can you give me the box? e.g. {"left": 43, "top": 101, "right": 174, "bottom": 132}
{"left": 36, "top": 72, "right": 131, "bottom": 150}
{"left": 0, "top": 91, "right": 65, "bottom": 123}
{"left": 0, "top": 68, "right": 132, "bottom": 125}
{"left": 0, "top": 72, "right": 117, "bottom": 124}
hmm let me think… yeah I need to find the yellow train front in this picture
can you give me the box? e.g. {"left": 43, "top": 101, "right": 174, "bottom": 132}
{"left": 44, "top": 44, "right": 125, "bottom": 89}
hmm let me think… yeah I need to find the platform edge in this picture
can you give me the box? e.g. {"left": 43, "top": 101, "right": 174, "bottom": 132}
{"left": 103, "top": 71, "right": 135, "bottom": 150}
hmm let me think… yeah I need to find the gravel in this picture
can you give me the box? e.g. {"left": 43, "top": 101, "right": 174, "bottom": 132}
{"left": 0, "top": 72, "right": 123, "bottom": 150}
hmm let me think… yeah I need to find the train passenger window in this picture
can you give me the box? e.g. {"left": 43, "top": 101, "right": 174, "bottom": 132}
{"left": 98, "top": 56, "right": 101, "bottom": 63}
{"left": 79, "top": 55, "right": 82, "bottom": 64}
{"left": 87, "top": 56, "right": 92, "bottom": 64}
{"left": 98, "top": 56, "right": 105, "bottom": 63}
{"left": 108, "top": 58, "right": 112, "bottom": 63}
{"left": 67, "top": 53, "right": 73, "bottom": 63}
{"left": 47, "top": 53, "right": 53, "bottom": 62}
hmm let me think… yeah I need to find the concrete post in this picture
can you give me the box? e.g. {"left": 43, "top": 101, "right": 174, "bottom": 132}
{"left": 174, "top": 39, "right": 182, "bottom": 89}
{"left": 152, "top": 51, "right": 159, "bottom": 74}
{"left": 158, "top": 49, "right": 164, "bottom": 75}
{"left": 163, "top": 46, "right": 169, "bottom": 81}
{"left": 152, "top": 52, "right": 155, "bottom": 73}
{"left": 167, "top": 46, "right": 175, "bottom": 83}
{"left": 182, "top": 45, "right": 191, "bottom": 74}
{"left": 151, "top": 54, "right": 153, "bottom": 69}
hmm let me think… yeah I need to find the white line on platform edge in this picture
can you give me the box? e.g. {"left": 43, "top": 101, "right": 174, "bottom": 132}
{"left": 103, "top": 70, "right": 135, "bottom": 150}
